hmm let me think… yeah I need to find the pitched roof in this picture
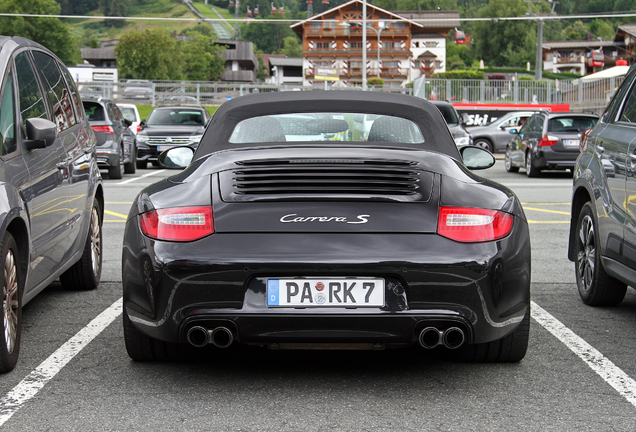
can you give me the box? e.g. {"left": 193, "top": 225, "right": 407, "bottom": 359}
{"left": 290, "top": 0, "right": 423, "bottom": 29}
{"left": 393, "top": 10, "right": 460, "bottom": 28}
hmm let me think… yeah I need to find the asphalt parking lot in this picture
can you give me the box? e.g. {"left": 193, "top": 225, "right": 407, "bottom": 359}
{"left": 2, "top": 163, "right": 636, "bottom": 431}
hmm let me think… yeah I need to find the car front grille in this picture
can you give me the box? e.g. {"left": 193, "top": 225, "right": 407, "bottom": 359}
{"left": 219, "top": 158, "right": 433, "bottom": 202}
{"left": 146, "top": 136, "right": 192, "bottom": 145}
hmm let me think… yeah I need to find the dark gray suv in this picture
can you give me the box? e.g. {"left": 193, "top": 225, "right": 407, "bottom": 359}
{"left": 569, "top": 64, "right": 636, "bottom": 306}
{"left": 0, "top": 37, "right": 103, "bottom": 372}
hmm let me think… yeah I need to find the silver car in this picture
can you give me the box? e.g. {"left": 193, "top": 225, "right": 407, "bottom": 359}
{"left": 469, "top": 111, "right": 537, "bottom": 153}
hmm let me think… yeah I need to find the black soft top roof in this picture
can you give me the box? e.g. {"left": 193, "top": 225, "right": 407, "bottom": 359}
{"left": 194, "top": 91, "right": 459, "bottom": 159}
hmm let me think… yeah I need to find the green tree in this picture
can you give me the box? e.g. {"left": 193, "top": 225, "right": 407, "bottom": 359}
{"left": 0, "top": 0, "right": 79, "bottom": 64}
{"left": 240, "top": 19, "right": 295, "bottom": 53}
{"left": 101, "top": 0, "right": 129, "bottom": 28}
{"left": 280, "top": 35, "right": 302, "bottom": 57}
{"left": 181, "top": 35, "right": 226, "bottom": 81}
{"left": 116, "top": 29, "right": 183, "bottom": 80}
{"left": 471, "top": 0, "right": 536, "bottom": 68}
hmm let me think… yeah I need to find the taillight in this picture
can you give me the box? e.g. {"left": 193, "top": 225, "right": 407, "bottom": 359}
{"left": 140, "top": 206, "right": 214, "bottom": 242}
{"left": 538, "top": 135, "right": 559, "bottom": 146}
{"left": 91, "top": 125, "right": 115, "bottom": 135}
{"left": 437, "top": 206, "right": 514, "bottom": 243}
{"left": 136, "top": 124, "right": 141, "bottom": 133}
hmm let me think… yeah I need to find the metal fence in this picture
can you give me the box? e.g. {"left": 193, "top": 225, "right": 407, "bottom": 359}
{"left": 79, "top": 76, "right": 623, "bottom": 112}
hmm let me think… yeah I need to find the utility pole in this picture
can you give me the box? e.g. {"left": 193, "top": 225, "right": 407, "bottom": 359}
{"left": 535, "top": 19, "right": 543, "bottom": 80}
{"left": 525, "top": 0, "right": 557, "bottom": 81}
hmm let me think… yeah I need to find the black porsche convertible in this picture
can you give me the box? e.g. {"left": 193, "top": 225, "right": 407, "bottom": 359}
{"left": 122, "top": 91, "right": 531, "bottom": 362}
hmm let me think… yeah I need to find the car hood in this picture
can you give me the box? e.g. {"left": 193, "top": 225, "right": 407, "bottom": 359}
{"left": 140, "top": 125, "right": 205, "bottom": 136}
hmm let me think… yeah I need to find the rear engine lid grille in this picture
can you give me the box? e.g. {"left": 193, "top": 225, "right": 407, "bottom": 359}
{"left": 219, "top": 159, "right": 433, "bottom": 202}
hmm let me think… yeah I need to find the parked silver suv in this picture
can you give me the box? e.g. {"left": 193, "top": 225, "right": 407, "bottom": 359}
{"left": 0, "top": 37, "right": 103, "bottom": 372}
{"left": 569, "top": 63, "right": 636, "bottom": 306}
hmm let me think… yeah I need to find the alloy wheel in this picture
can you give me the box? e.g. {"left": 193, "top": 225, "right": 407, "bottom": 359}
{"left": 3, "top": 249, "right": 18, "bottom": 355}
{"left": 577, "top": 214, "right": 595, "bottom": 294}
{"left": 90, "top": 207, "right": 101, "bottom": 275}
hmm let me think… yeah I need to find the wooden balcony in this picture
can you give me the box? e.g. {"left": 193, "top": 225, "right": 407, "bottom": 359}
{"left": 304, "top": 27, "right": 410, "bottom": 38}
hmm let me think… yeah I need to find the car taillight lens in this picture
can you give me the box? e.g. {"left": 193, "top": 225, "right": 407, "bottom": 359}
{"left": 140, "top": 206, "right": 214, "bottom": 242}
{"left": 137, "top": 124, "right": 141, "bottom": 133}
{"left": 437, "top": 206, "right": 514, "bottom": 243}
{"left": 91, "top": 125, "right": 115, "bottom": 135}
{"left": 538, "top": 134, "right": 559, "bottom": 146}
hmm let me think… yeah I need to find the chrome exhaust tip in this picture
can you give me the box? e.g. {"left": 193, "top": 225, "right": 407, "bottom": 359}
{"left": 443, "top": 327, "right": 465, "bottom": 350}
{"left": 187, "top": 326, "right": 210, "bottom": 348}
{"left": 211, "top": 327, "right": 234, "bottom": 348}
{"left": 419, "top": 327, "right": 442, "bottom": 349}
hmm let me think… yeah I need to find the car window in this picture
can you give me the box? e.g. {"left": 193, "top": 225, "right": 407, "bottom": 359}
{"left": 147, "top": 109, "right": 205, "bottom": 126}
{"left": 32, "top": 51, "right": 76, "bottom": 132}
{"left": 228, "top": 113, "right": 425, "bottom": 144}
{"left": 548, "top": 117, "right": 598, "bottom": 132}
{"left": 112, "top": 105, "right": 125, "bottom": 122}
{"left": 619, "top": 88, "right": 636, "bottom": 123}
{"left": 529, "top": 116, "right": 544, "bottom": 133}
{"left": 0, "top": 70, "right": 16, "bottom": 156}
{"left": 82, "top": 102, "right": 105, "bottom": 121}
{"left": 14, "top": 51, "right": 48, "bottom": 128}
{"left": 433, "top": 104, "right": 459, "bottom": 125}
{"left": 59, "top": 64, "right": 84, "bottom": 121}
{"left": 119, "top": 107, "right": 137, "bottom": 122}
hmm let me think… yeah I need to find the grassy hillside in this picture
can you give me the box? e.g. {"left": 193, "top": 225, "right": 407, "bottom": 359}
{"left": 69, "top": 0, "right": 200, "bottom": 48}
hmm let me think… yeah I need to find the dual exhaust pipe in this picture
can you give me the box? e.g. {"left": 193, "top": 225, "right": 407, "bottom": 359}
{"left": 187, "top": 326, "right": 234, "bottom": 348}
{"left": 418, "top": 326, "right": 465, "bottom": 350}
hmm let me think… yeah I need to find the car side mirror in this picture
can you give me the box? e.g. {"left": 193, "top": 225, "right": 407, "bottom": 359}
{"left": 460, "top": 145, "right": 495, "bottom": 170}
{"left": 508, "top": 128, "right": 518, "bottom": 135}
{"left": 123, "top": 118, "right": 133, "bottom": 127}
{"left": 139, "top": 120, "right": 147, "bottom": 130}
{"left": 158, "top": 146, "right": 194, "bottom": 169}
{"left": 24, "top": 118, "right": 57, "bottom": 150}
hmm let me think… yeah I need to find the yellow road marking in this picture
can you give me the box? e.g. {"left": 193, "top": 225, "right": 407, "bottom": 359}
{"left": 523, "top": 206, "right": 570, "bottom": 215}
{"left": 104, "top": 210, "right": 128, "bottom": 219}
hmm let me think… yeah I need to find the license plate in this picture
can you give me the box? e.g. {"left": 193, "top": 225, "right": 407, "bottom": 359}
{"left": 564, "top": 139, "right": 579, "bottom": 147}
{"left": 267, "top": 278, "right": 384, "bottom": 307}
{"left": 157, "top": 145, "right": 177, "bottom": 151}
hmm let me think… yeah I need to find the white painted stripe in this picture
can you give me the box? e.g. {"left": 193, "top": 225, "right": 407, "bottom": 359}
{"left": 116, "top": 170, "right": 166, "bottom": 185}
{"left": 531, "top": 301, "right": 636, "bottom": 407}
{"left": 0, "top": 298, "right": 123, "bottom": 426}
{"left": 501, "top": 183, "right": 570, "bottom": 187}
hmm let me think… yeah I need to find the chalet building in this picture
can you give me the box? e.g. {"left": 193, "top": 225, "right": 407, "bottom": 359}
{"left": 614, "top": 25, "right": 636, "bottom": 64}
{"left": 543, "top": 39, "right": 622, "bottom": 75}
{"left": 290, "top": 0, "right": 459, "bottom": 87}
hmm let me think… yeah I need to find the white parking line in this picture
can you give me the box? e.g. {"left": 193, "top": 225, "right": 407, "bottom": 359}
{"left": 0, "top": 298, "right": 123, "bottom": 426}
{"left": 531, "top": 301, "right": 636, "bottom": 408}
{"left": 116, "top": 170, "right": 166, "bottom": 185}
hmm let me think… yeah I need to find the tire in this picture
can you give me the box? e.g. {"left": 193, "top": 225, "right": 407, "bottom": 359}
{"left": 60, "top": 199, "right": 102, "bottom": 290}
{"left": 0, "top": 232, "right": 22, "bottom": 373}
{"left": 123, "top": 309, "right": 186, "bottom": 361}
{"left": 525, "top": 150, "right": 541, "bottom": 177}
{"left": 108, "top": 146, "right": 124, "bottom": 179}
{"left": 474, "top": 139, "right": 493, "bottom": 153}
{"left": 136, "top": 160, "right": 147, "bottom": 170}
{"left": 575, "top": 202, "right": 627, "bottom": 306}
{"left": 456, "top": 305, "right": 530, "bottom": 363}
{"left": 505, "top": 147, "right": 519, "bottom": 173}
{"left": 124, "top": 143, "right": 136, "bottom": 174}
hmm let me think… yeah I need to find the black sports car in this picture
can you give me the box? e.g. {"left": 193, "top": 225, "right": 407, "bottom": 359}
{"left": 122, "top": 91, "right": 531, "bottom": 363}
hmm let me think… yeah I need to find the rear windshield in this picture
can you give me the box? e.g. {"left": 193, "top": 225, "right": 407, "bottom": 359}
{"left": 82, "top": 102, "right": 105, "bottom": 121}
{"left": 548, "top": 117, "right": 597, "bottom": 132}
{"left": 433, "top": 104, "right": 459, "bottom": 125}
{"left": 147, "top": 109, "right": 205, "bottom": 126}
{"left": 228, "top": 113, "right": 425, "bottom": 144}
{"left": 119, "top": 107, "right": 137, "bottom": 123}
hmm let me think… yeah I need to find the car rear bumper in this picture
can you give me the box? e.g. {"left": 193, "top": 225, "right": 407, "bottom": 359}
{"left": 122, "top": 218, "right": 531, "bottom": 347}
{"left": 534, "top": 148, "right": 579, "bottom": 169}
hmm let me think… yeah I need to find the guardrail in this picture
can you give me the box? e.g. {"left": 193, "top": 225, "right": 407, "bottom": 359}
{"left": 79, "top": 76, "right": 623, "bottom": 112}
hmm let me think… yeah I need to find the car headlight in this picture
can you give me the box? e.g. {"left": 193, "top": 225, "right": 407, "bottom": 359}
{"left": 189, "top": 135, "right": 203, "bottom": 144}
{"left": 454, "top": 136, "right": 471, "bottom": 146}
{"left": 137, "top": 135, "right": 149, "bottom": 143}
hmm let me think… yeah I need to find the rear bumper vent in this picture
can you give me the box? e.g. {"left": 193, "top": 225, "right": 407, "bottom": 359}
{"left": 219, "top": 159, "right": 434, "bottom": 202}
